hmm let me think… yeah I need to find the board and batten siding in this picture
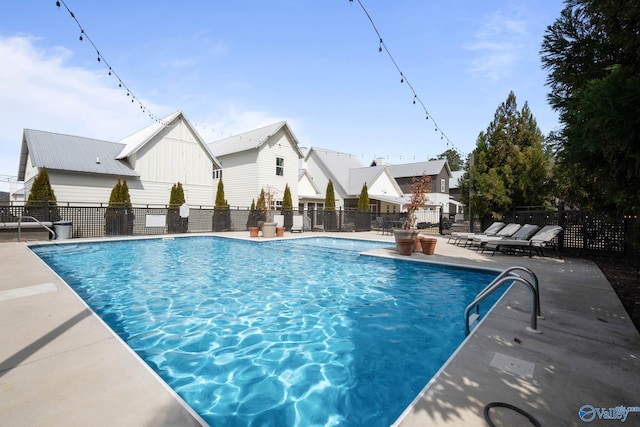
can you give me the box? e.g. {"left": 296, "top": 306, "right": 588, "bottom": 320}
{"left": 368, "top": 173, "right": 402, "bottom": 199}
{"left": 301, "top": 153, "right": 344, "bottom": 208}
{"left": 132, "top": 121, "right": 214, "bottom": 187}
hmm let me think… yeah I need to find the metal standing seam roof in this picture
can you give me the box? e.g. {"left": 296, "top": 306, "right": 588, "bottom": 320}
{"left": 19, "top": 129, "right": 138, "bottom": 179}
{"left": 305, "top": 147, "right": 365, "bottom": 195}
{"left": 208, "top": 121, "right": 304, "bottom": 158}
{"left": 387, "top": 159, "right": 451, "bottom": 178}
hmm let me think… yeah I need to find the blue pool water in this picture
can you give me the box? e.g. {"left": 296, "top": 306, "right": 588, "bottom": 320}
{"left": 32, "top": 236, "right": 501, "bottom": 426}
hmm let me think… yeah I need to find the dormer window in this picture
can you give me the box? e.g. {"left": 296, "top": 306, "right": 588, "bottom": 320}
{"left": 276, "top": 157, "right": 284, "bottom": 176}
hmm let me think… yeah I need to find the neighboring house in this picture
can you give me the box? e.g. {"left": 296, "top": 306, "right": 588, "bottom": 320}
{"left": 386, "top": 159, "right": 453, "bottom": 213}
{"left": 299, "top": 147, "right": 405, "bottom": 214}
{"left": 207, "top": 121, "right": 304, "bottom": 208}
{"left": 448, "top": 170, "right": 466, "bottom": 220}
{"left": 18, "top": 111, "right": 222, "bottom": 206}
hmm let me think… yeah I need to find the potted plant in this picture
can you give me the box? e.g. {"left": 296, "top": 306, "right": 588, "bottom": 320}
{"left": 394, "top": 174, "right": 431, "bottom": 252}
{"left": 247, "top": 199, "right": 259, "bottom": 237}
{"left": 260, "top": 186, "right": 278, "bottom": 238}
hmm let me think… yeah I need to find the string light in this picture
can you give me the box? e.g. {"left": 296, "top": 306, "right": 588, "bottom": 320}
{"left": 348, "top": 0, "right": 464, "bottom": 156}
{"left": 53, "top": 0, "right": 264, "bottom": 143}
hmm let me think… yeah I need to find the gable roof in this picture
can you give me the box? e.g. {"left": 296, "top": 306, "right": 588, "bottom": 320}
{"left": 387, "top": 159, "right": 452, "bottom": 179}
{"left": 116, "top": 111, "right": 221, "bottom": 168}
{"left": 347, "top": 165, "right": 403, "bottom": 196}
{"left": 18, "top": 129, "right": 138, "bottom": 179}
{"left": 208, "top": 121, "right": 304, "bottom": 158}
{"left": 305, "top": 147, "right": 365, "bottom": 195}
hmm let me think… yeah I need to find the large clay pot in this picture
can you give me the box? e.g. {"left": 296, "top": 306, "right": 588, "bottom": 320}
{"left": 393, "top": 229, "right": 418, "bottom": 252}
{"left": 396, "top": 238, "right": 415, "bottom": 256}
{"left": 420, "top": 237, "right": 437, "bottom": 255}
{"left": 276, "top": 226, "right": 285, "bottom": 237}
{"left": 262, "top": 222, "right": 277, "bottom": 238}
{"left": 249, "top": 226, "right": 259, "bottom": 237}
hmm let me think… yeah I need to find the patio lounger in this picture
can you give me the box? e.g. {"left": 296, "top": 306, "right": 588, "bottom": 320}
{"left": 459, "top": 223, "right": 521, "bottom": 248}
{"left": 447, "top": 221, "right": 505, "bottom": 245}
{"left": 485, "top": 225, "right": 563, "bottom": 257}
{"left": 478, "top": 224, "right": 540, "bottom": 252}
{"left": 291, "top": 215, "right": 304, "bottom": 232}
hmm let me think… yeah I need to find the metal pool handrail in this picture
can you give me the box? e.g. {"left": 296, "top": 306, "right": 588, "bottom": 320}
{"left": 18, "top": 216, "right": 56, "bottom": 242}
{"left": 465, "top": 267, "right": 541, "bottom": 335}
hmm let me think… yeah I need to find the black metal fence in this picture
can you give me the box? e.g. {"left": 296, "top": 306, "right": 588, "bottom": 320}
{"left": 2, "top": 203, "right": 440, "bottom": 237}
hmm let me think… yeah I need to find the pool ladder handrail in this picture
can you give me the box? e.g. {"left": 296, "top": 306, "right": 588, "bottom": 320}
{"left": 465, "top": 266, "right": 542, "bottom": 335}
{"left": 17, "top": 216, "right": 56, "bottom": 242}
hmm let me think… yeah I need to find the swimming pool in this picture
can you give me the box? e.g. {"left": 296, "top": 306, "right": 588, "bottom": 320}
{"left": 32, "top": 236, "right": 501, "bottom": 426}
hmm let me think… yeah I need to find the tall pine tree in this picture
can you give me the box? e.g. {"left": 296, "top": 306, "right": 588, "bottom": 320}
{"left": 460, "top": 92, "right": 551, "bottom": 218}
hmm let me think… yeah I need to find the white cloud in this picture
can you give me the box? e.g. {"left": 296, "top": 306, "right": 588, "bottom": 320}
{"left": 0, "top": 35, "right": 168, "bottom": 185}
{"left": 466, "top": 10, "right": 527, "bottom": 81}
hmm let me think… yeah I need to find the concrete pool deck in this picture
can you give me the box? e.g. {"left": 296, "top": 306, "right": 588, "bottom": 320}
{"left": 0, "top": 232, "right": 638, "bottom": 426}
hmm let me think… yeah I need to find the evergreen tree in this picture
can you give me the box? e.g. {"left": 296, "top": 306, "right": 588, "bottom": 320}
{"left": 325, "top": 180, "right": 336, "bottom": 210}
{"left": 26, "top": 167, "right": 58, "bottom": 220}
{"left": 281, "top": 183, "right": 294, "bottom": 230}
{"left": 213, "top": 179, "right": 229, "bottom": 231}
{"left": 256, "top": 189, "right": 267, "bottom": 223}
{"left": 541, "top": 0, "right": 640, "bottom": 214}
{"left": 357, "top": 183, "right": 370, "bottom": 212}
{"left": 105, "top": 178, "right": 134, "bottom": 235}
{"left": 169, "top": 182, "right": 186, "bottom": 207}
{"left": 437, "top": 149, "right": 463, "bottom": 171}
{"left": 460, "top": 92, "right": 551, "bottom": 218}
{"left": 168, "top": 182, "right": 187, "bottom": 233}
{"left": 26, "top": 167, "right": 57, "bottom": 206}
{"left": 282, "top": 184, "right": 293, "bottom": 210}
{"left": 215, "top": 179, "right": 226, "bottom": 208}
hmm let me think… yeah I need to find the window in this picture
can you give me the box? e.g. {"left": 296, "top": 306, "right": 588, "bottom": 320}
{"left": 440, "top": 178, "right": 445, "bottom": 193}
{"left": 213, "top": 169, "right": 222, "bottom": 179}
{"left": 276, "top": 157, "right": 284, "bottom": 176}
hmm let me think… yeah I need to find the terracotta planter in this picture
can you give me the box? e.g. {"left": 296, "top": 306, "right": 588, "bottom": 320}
{"left": 276, "top": 226, "right": 285, "bottom": 237}
{"left": 249, "top": 226, "right": 259, "bottom": 237}
{"left": 414, "top": 235, "right": 423, "bottom": 252}
{"left": 420, "top": 237, "right": 437, "bottom": 255}
{"left": 396, "top": 238, "right": 415, "bottom": 256}
{"left": 393, "top": 229, "right": 419, "bottom": 252}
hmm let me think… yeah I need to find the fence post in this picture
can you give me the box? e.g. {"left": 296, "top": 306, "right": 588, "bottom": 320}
{"left": 557, "top": 202, "right": 565, "bottom": 252}
{"left": 43, "top": 199, "right": 50, "bottom": 221}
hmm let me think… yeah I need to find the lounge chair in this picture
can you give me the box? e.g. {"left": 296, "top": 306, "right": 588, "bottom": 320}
{"left": 291, "top": 215, "right": 304, "bottom": 233}
{"left": 447, "top": 221, "right": 505, "bottom": 245}
{"left": 273, "top": 215, "right": 284, "bottom": 228}
{"left": 478, "top": 224, "right": 540, "bottom": 252}
{"left": 459, "top": 223, "right": 521, "bottom": 248}
{"left": 485, "top": 225, "right": 563, "bottom": 257}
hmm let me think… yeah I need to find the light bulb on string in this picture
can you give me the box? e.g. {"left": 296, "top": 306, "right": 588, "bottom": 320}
{"left": 400, "top": 73, "right": 404, "bottom": 83}
{"left": 79, "top": 30, "right": 83, "bottom": 41}
{"left": 97, "top": 53, "right": 100, "bottom": 62}
{"left": 413, "top": 96, "right": 416, "bottom": 105}
{"left": 378, "top": 38, "right": 383, "bottom": 52}
{"left": 108, "top": 67, "right": 111, "bottom": 76}
{"left": 56, "top": 1, "right": 60, "bottom": 7}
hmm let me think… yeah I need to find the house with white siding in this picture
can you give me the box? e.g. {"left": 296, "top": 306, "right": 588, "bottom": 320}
{"left": 207, "top": 121, "right": 304, "bottom": 208}
{"left": 18, "top": 111, "right": 222, "bottom": 206}
{"left": 299, "top": 147, "right": 405, "bottom": 214}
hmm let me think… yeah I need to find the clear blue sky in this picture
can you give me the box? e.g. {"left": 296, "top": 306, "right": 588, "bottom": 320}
{"left": 0, "top": 0, "right": 565, "bottom": 191}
